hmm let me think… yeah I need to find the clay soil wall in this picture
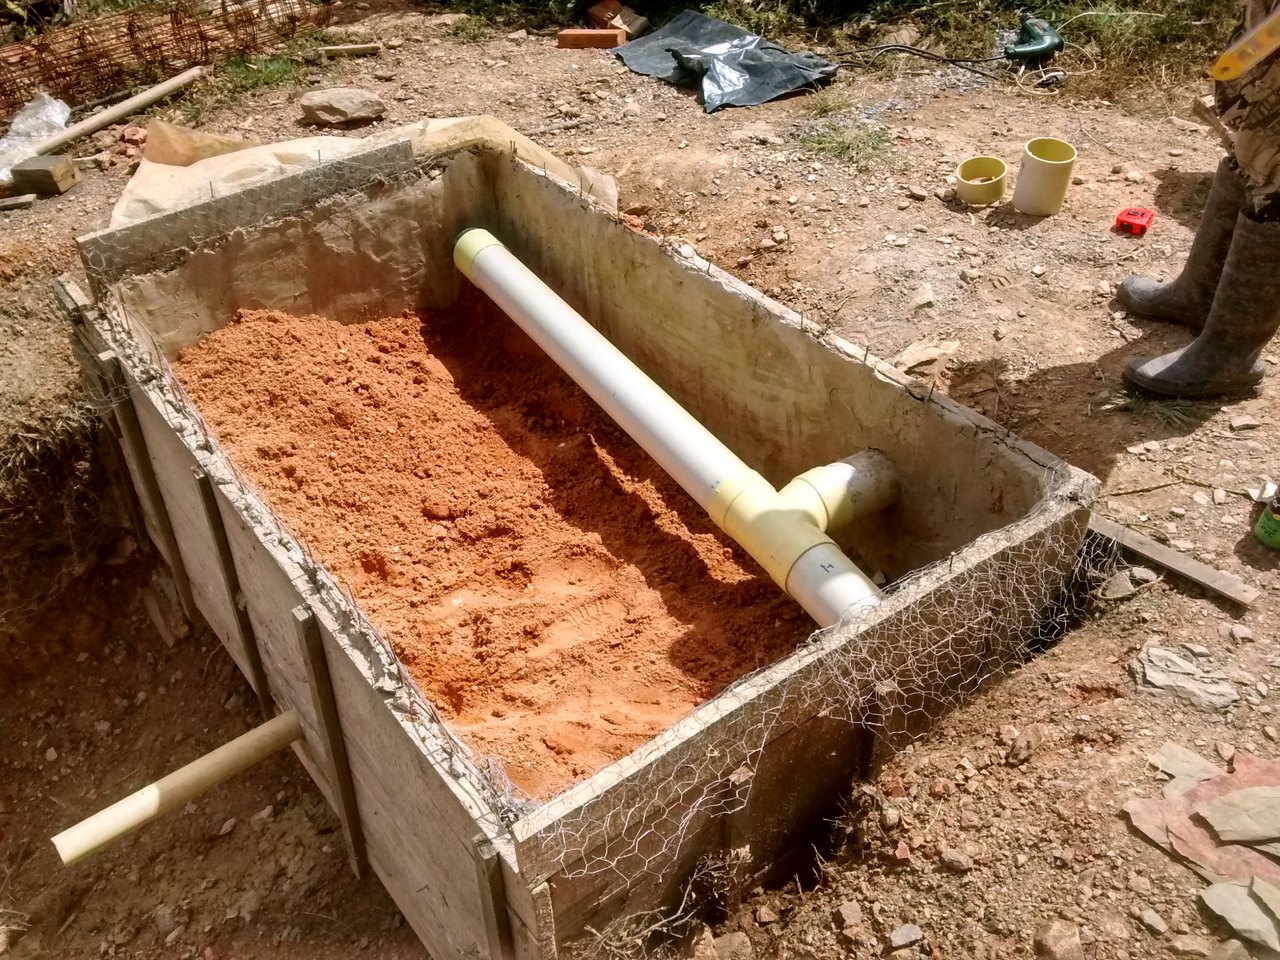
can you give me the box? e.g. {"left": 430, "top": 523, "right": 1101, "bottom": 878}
{"left": 70, "top": 119, "right": 1097, "bottom": 958}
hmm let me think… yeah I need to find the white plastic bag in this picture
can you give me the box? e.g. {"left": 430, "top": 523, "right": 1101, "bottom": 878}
{"left": 0, "top": 92, "right": 71, "bottom": 185}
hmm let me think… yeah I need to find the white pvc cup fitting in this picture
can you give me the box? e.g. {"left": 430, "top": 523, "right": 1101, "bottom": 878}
{"left": 954, "top": 156, "right": 1008, "bottom": 206}
{"left": 1011, "top": 137, "right": 1078, "bottom": 216}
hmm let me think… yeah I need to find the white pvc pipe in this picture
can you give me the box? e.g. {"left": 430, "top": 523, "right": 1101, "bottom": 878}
{"left": 455, "top": 229, "right": 890, "bottom": 627}
{"left": 52, "top": 710, "right": 302, "bottom": 865}
{"left": 35, "top": 67, "right": 205, "bottom": 157}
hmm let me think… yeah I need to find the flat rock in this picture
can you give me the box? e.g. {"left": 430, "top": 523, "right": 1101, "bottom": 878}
{"left": 906, "top": 184, "right": 928, "bottom": 200}
{"left": 1131, "top": 646, "right": 1239, "bottom": 712}
{"left": 1230, "top": 415, "right": 1261, "bottom": 431}
{"left": 940, "top": 847, "right": 973, "bottom": 872}
{"left": 1007, "top": 723, "right": 1044, "bottom": 765}
{"left": 1210, "top": 941, "right": 1253, "bottom": 960}
{"left": 1034, "top": 919, "right": 1084, "bottom": 960}
{"left": 1099, "top": 570, "right": 1137, "bottom": 599}
{"left": 1170, "top": 935, "right": 1213, "bottom": 957}
{"left": 834, "top": 900, "right": 863, "bottom": 928}
{"left": 1139, "top": 908, "right": 1168, "bottom": 934}
{"left": 299, "top": 87, "right": 387, "bottom": 126}
{"left": 1130, "top": 566, "right": 1159, "bottom": 584}
{"left": 910, "top": 283, "right": 935, "bottom": 311}
{"left": 888, "top": 924, "right": 923, "bottom": 948}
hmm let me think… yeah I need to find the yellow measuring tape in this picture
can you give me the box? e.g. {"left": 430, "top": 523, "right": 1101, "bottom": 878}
{"left": 1214, "top": 7, "right": 1280, "bottom": 80}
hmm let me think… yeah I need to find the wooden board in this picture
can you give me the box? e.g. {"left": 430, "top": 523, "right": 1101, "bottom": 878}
{"left": 1089, "top": 514, "right": 1260, "bottom": 607}
{"left": 106, "top": 355, "right": 535, "bottom": 959}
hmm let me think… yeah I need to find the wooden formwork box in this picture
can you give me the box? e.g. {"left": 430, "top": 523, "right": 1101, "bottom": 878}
{"left": 65, "top": 117, "right": 1098, "bottom": 958}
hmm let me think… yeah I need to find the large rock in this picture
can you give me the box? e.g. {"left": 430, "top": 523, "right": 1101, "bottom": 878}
{"left": 299, "top": 88, "right": 387, "bottom": 126}
{"left": 1034, "top": 919, "right": 1084, "bottom": 960}
{"left": 712, "top": 931, "right": 753, "bottom": 959}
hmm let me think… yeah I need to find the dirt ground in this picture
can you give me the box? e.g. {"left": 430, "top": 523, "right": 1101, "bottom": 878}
{"left": 2, "top": 9, "right": 1278, "bottom": 960}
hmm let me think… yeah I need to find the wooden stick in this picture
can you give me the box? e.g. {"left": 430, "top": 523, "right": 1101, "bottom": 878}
{"left": 52, "top": 710, "right": 302, "bottom": 864}
{"left": 35, "top": 66, "right": 204, "bottom": 157}
{"left": 318, "top": 43, "right": 382, "bottom": 58}
{"left": 294, "top": 606, "right": 367, "bottom": 878}
{"left": 195, "top": 467, "right": 273, "bottom": 717}
{"left": 1089, "top": 514, "right": 1260, "bottom": 607}
{"left": 100, "top": 351, "right": 197, "bottom": 619}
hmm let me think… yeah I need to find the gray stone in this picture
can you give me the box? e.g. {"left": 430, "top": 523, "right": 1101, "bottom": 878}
{"left": 1125, "top": 170, "right": 1146, "bottom": 183}
{"left": 712, "top": 931, "right": 753, "bottom": 960}
{"left": 755, "top": 904, "right": 779, "bottom": 924}
{"left": 1138, "top": 908, "right": 1168, "bottom": 934}
{"left": 1210, "top": 940, "right": 1253, "bottom": 960}
{"left": 1170, "top": 935, "right": 1213, "bottom": 957}
{"left": 1130, "top": 566, "right": 1159, "bottom": 584}
{"left": 907, "top": 184, "right": 928, "bottom": 200}
{"left": 1100, "top": 570, "right": 1137, "bottom": 600}
{"left": 1034, "top": 919, "right": 1084, "bottom": 960}
{"left": 834, "top": 901, "right": 863, "bottom": 928}
{"left": 1006, "top": 723, "right": 1043, "bottom": 765}
{"left": 1230, "top": 626, "right": 1255, "bottom": 643}
{"left": 880, "top": 804, "right": 901, "bottom": 829}
{"left": 1131, "top": 646, "right": 1240, "bottom": 712}
{"left": 299, "top": 87, "right": 387, "bottom": 126}
{"left": 940, "top": 847, "right": 973, "bottom": 872}
{"left": 910, "top": 284, "right": 936, "bottom": 311}
{"left": 1229, "top": 415, "right": 1261, "bottom": 432}
{"left": 889, "top": 924, "right": 923, "bottom": 948}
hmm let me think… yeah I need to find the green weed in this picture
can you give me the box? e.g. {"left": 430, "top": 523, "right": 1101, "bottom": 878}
{"left": 1100, "top": 385, "right": 1203, "bottom": 427}
{"left": 449, "top": 14, "right": 490, "bottom": 42}
{"left": 804, "top": 85, "right": 854, "bottom": 117}
{"left": 799, "top": 123, "right": 890, "bottom": 169}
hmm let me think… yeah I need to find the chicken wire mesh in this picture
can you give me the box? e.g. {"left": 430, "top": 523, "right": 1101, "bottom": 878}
{"left": 0, "top": 0, "right": 328, "bottom": 117}
{"left": 74, "top": 143, "right": 1105, "bottom": 955}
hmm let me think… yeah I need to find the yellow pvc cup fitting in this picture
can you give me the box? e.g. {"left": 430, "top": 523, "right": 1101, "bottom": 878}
{"left": 454, "top": 227, "right": 504, "bottom": 279}
{"left": 954, "top": 156, "right": 1008, "bottom": 207}
{"left": 1011, "top": 137, "right": 1078, "bottom": 217}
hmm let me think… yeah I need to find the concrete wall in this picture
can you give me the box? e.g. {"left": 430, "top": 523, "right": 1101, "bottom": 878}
{"left": 77, "top": 122, "right": 1097, "bottom": 958}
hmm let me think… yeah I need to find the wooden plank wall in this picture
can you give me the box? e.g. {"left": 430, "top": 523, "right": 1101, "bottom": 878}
{"left": 88, "top": 329, "right": 541, "bottom": 959}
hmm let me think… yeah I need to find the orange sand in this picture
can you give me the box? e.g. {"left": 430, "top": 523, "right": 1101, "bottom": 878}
{"left": 173, "top": 297, "right": 808, "bottom": 798}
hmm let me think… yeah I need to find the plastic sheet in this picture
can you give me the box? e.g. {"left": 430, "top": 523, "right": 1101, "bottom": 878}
{"left": 0, "top": 92, "right": 71, "bottom": 185}
{"left": 616, "top": 9, "right": 836, "bottom": 112}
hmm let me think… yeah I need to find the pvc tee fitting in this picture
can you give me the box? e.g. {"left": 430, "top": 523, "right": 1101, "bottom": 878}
{"left": 455, "top": 228, "right": 898, "bottom": 627}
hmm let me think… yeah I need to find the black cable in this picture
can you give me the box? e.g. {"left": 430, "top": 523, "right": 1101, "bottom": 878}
{"left": 834, "top": 44, "right": 1008, "bottom": 80}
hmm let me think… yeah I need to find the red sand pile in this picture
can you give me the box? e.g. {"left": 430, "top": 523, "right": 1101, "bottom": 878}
{"left": 174, "top": 298, "right": 808, "bottom": 798}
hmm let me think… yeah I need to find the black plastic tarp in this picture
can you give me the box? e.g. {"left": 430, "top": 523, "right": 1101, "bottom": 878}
{"left": 616, "top": 10, "right": 837, "bottom": 112}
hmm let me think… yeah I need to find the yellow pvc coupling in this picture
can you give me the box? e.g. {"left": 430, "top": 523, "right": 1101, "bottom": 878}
{"left": 454, "top": 228, "right": 504, "bottom": 279}
{"left": 710, "top": 470, "right": 839, "bottom": 591}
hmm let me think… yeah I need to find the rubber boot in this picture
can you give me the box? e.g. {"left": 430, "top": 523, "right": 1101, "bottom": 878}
{"left": 1115, "top": 158, "right": 1246, "bottom": 329}
{"left": 1123, "top": 213, "right": 1280, "bottom": 399}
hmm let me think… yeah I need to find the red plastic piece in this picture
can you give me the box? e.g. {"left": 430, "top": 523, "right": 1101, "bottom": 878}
{"left": 1116, "top": 207, "right": 1155, "bottom": 236}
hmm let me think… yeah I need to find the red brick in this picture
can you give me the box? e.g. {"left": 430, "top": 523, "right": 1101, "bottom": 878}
{"left": 556, "top": 28, "right": 626, "bottom": 49}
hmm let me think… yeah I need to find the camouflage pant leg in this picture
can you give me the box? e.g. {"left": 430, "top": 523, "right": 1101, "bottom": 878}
{"left": 1231, "top": 66, "right": 1280, "bottom": 215}
{"left": 1217, "top": 3, "right": 1280, "bottom": 218}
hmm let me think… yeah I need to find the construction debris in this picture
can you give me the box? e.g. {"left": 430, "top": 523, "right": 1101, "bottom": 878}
{"left": 556, "top": 28, "right": 626, "bottom": 49}
{"left": 10, "top": 154, "right": 77, "bottom": 194}
{"left": 0, "top": 193, "right": 36, "bottom": 210}
{"left": 587, "top": 0, "right": 649, "bottom": 39}
{"left": 318, "top": 43, "right": 382, "bottom": 59}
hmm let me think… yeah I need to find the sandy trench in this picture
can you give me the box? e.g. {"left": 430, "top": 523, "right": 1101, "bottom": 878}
{"left": 174, "top": 296, "right": 810, "bottom": 798}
